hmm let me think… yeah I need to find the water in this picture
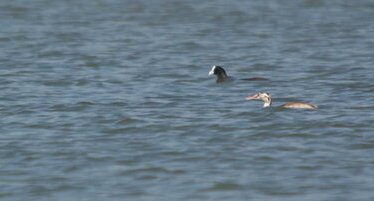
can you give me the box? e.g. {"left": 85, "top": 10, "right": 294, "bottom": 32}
{"left": 1, "top": 0, "right": 374, "bottom": 200}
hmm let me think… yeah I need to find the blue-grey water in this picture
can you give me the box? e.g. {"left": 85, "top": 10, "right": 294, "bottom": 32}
{"left": 1, "top": 0, "right": 374, "bottom": 200}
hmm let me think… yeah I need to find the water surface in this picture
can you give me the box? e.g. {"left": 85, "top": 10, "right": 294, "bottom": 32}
{"left": 1, "top": 0, "right": 374, "bottom": 200}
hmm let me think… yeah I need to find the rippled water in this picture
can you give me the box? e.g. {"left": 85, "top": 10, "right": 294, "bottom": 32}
{"left": 1, "top": 0, "right": 374, "bottom": 200}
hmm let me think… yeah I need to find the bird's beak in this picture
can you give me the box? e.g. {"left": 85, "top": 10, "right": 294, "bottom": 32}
{"left": 208, "top": 70, "right": 214, "bottom": 76}
{"left": 245, "top": 95, "right": 257, "bottom": 100}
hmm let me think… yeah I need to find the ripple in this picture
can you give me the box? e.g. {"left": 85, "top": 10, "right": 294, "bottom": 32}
{"left": 120, "top": 167, "right": 186, "bottom": 176}
{"left": 203, "top": 182, "right": 242, "bottom": 192}
{"left": 49, "top": 102, "right": 94, "bottom": 112}
{"left": 348, "top": 142, "right": 374, "bottom": 150}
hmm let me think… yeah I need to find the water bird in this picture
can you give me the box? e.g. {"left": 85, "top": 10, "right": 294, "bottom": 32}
{"left": 246, "top": 92, "right": 318, "bottom": 109}
{"left": 208, "top": 65, "right": 268, "bottom": 82}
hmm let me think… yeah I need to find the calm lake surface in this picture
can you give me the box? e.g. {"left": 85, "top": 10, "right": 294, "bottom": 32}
{"left": 1, "top": 0, "right": 374, "bottom": 200}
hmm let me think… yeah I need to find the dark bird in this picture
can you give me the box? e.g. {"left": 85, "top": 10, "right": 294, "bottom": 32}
{"left": 209, "top": 65, "right": 268, "bottom": 82}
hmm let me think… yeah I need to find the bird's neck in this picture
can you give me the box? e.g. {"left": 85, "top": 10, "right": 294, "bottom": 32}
{"left": 216, "top": 73, "right": 228, "bottom": 82}
{"left": 263, "top": 99, "right": 272, "bottom": 108}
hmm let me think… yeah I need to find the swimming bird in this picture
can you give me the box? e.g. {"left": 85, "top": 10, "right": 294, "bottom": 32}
{"left": 208, "top": 65, "right": 268, "bottom": 82}
{"left": 246, "top": 92, "right": 318, "bottom": 109}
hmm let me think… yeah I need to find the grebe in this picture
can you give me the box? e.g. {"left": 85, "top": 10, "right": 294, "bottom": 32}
{"left": 246, "top": 92, "right": 318, "bottom": 109}
{"left": 209, "top": 65, "right": 268, "bottom": 83}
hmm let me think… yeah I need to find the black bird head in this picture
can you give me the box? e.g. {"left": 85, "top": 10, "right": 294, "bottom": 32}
{"left": 209, "top": 65, "right": 227, "bottom": 76}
